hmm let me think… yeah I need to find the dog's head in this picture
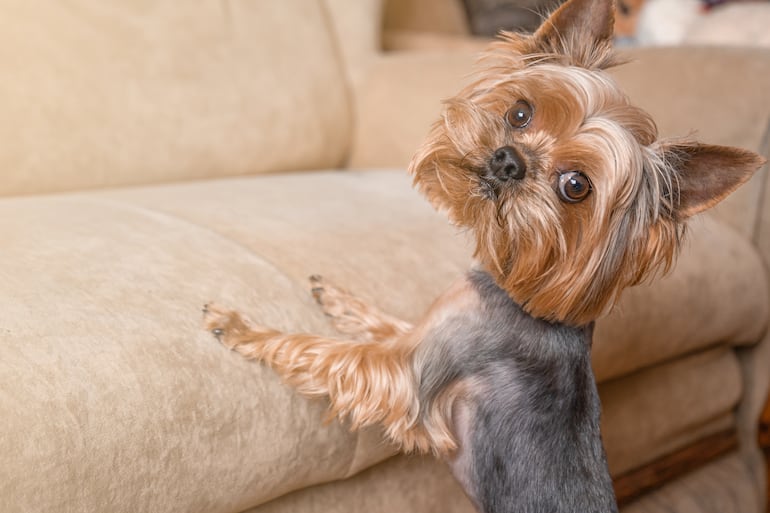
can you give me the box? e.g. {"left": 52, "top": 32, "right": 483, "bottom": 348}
{"left": 409, "top": 0, "right": 764, "bottom": 325}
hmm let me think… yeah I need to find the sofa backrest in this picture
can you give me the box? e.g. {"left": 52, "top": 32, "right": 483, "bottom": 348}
{"left": 0, "top": 0, "right": 353, "bottom": 197}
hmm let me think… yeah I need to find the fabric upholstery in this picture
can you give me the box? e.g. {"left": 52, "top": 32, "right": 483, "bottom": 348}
{"left": 600, "top": 347, "right": 741, "bottom": 475}
{"left": 0, "top": 169, "right": 765, "bottom": 512}
{"left": 0, "top": 0, "right": 351, "bottom": 197}
{"left": 0, "top": 194, "right": 381, "bottom": 513}
{"left": 250, "top": 456, "right": 475, "bottom": 513}
{"left": 322, "top": 0, "right": 383, "bottom": 88}
{"left": 622, "top": 453, "right": 763, "bottom": 513}
{"left": 348, "top": 52, "right": 477, "bottom": 169}
{"left": 736, "top": 334, "right": 770, "bottom": 506}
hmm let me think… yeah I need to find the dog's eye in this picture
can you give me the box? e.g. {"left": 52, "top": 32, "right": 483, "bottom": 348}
{"left": 557, "top": 171, "right": 592, "bottom": 203}
{"left": 505, "top": 100, "right": 533, "bottom": 129}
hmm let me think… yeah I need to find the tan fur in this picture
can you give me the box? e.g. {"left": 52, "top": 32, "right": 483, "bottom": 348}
{"left": 310, "top": 275, "right": 413, "bottom": 342}
{"left": 203, "top": 302, "right": 430, "bottom": 451}
{"left": 203, "top": 275, "right": 481, "bottom": 455}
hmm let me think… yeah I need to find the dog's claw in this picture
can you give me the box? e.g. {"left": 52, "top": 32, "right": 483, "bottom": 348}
{"left": 202, "top": 303, "right": 231, "bottom": 341}
{"left": 309, "top": 275, "right": 326, "bottom": 303}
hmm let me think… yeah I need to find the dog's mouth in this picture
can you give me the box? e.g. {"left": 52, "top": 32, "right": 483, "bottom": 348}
{"left": 478, "top": 175, "right": 502, "bottom": 201}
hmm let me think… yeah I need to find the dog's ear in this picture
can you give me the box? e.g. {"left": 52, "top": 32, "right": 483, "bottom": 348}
{"left": 660, "top": 141, "right": 765, "bottom": 218}
{"left": 532, "top": 0, "right": 616, "bottom": 68}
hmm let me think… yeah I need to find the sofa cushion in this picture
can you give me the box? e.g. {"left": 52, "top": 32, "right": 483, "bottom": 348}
{"left": 0, "top": 0, "right": 351, "bottom": 197}
{"left": 322, "top": 0, "right": 383, "bottom": 87}
{"left": 0, "top": 170, "right": 765, "bottom": 511}
{"left": 621, "top": 452, "right": 763, "bottom": 513}
{"left": 251, "top": 455, "right": 475, "bottom": 513}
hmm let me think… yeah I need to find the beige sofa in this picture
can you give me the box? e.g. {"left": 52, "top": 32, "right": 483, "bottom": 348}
{"left": 1, "top": 1, "right": 769, "bottom": 512}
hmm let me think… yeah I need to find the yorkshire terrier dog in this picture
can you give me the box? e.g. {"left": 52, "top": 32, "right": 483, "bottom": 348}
{"left": 203, "top": 0, "right": 764, "bottom": 511}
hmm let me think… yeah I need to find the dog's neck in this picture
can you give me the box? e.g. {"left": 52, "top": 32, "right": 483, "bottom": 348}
{"left": 418, "top": 269, "right": 618, "bottom": 512}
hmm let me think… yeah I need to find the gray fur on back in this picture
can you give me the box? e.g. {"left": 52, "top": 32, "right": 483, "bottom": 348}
{"left": 415, "top": 269, "right": 617, "bottom": 513}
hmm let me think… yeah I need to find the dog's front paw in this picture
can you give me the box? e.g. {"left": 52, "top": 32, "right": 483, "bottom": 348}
{"left": 309, "top": 275, "right": 353, "bottom": 319}
{"left": 202, "top": 303, "right": 256, "bottom": 350}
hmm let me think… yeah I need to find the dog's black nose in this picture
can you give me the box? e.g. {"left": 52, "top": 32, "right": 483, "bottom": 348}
{"left": 488, "top": 146, "right": 526, "bottom": 181}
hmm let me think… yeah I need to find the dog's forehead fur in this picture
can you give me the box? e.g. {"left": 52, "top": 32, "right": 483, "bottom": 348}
{"left": 488, "top": 64, "right": 656, "bottom": 142}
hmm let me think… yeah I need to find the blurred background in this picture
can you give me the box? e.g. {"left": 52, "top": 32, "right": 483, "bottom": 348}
{"left": 383, "top": 0, "right": 770, "bottom": 48}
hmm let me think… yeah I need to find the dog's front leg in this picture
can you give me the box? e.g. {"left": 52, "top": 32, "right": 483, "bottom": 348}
{"left": 202, "top": 302, "right": 451, "bottom": 453}
{"left": 202, "top": 276, "right": 478, "bottom": 455}
{"left": 308, "top": 274, "right": 413, "bottom": 343}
